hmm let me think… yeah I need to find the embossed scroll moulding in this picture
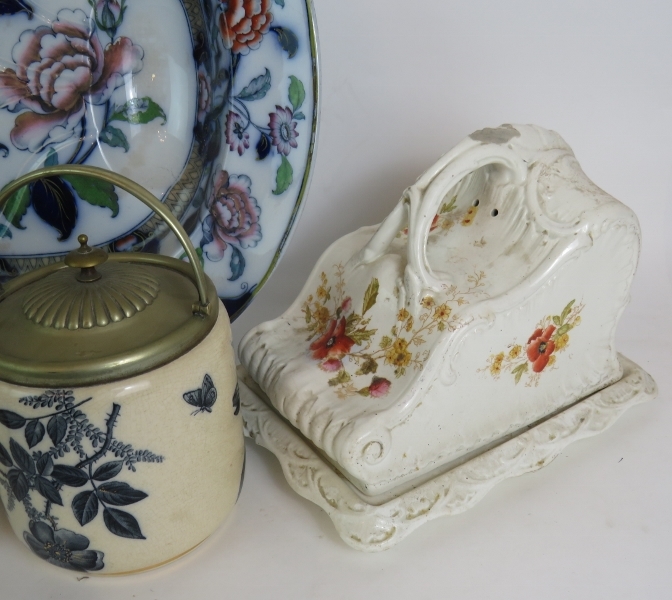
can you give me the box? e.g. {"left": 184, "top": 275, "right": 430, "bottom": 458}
{"left": 238, "top": 124, "right": 657, "bottom": 551}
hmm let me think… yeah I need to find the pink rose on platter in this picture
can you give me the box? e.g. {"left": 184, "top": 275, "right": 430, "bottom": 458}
{"left": 320, "top": 359, "right": 343, "bottom": 373}
{"left": 197, "top": 67, "right": 212, "bottom": 124}
{"left": 225, "top": 111, "right": 249, "bottom": 156}
{"left": 0, "top": 8, "right": 143, "bottom": 152}
{"left": 368, "top": 377, "right": 391, "bottom": 398}
{"left": 203, "top": 170, "right": 262, "bottom": 261}
{"left": 268, "top": 105, "right": 299, "bottom": 156}
{"left": 340, "top": 297, "right": 352, "bottom": 314}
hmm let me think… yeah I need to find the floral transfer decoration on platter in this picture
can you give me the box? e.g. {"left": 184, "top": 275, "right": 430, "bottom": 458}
{"left": 302, "top": 264, "right": 488, "bottom": 399}
{"left": 0, "top": 3, "right": 164, "bottom": 241}
{"left": 0, "top": 0, "right": 318, "bottom": 321}
{"left": 0, "top": 389, "right": 163, "bottom": 572}
{"left": 202, "top": 0, "right": 317, "bottom": 317}
{"left": 480, "top": 300, "right": 584, "bottom": 387}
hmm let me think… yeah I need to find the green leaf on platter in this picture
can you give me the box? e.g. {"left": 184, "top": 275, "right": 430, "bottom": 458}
{"left": 1, "top": 184, "right": 30, "bottom": 229}
{"left": 512, "top": 362, "right": 528, "bottom": 384}
{"left": 440, "top": 195, "right": 458, "bottom": 213}
{"left": 362, "top": 278, "right": 380, "bottom": 315}
{"left": 556, "top": 324, "right": 572, "bottom": 337}
{"left": 560, "top": 300, "right": 575, "bottom": 322}
{"left": 62, "top": 174, "right": 119, "bottom": 217}
{"left": 350, "top": 328, "right": 377, "bottom": 345}
{"left": 293, "top": 111, "right": 305, "bottom": 120}
{"left": 271, "top": 26, "right": 299, "bottom": 58}
{"left": 179, "top": 247, "right": 205, "bottom": 268}
{"left": 110, "top": 97, "right": 167, "bottom": 125}
{"left": 288, "top": 76, "right": 305, "bottom": 112}
{"left": 552, "top": 315, "right": 562, "bottom": 327}
{"left": 356, "top": 355, "right": 378, "bottom": 376}
{"left": 274, "top": 0, "right": 285, "bottom": 6}
{"left": 237, "top": 68, "right": 271, "bottom": 101}
{"left": 44, "top": 147, "right": 59, "bottom": 167}
{"left": 345, "top": 312, "right": 361, "bottom": 332}
{"left": 379, "top": 335, "right": 393, "bottom": 350}
{"left": 273, "top": 155, "right": 293, "bottom": 195}
{"left": 304, "top": 305, "right": 312, "bottom": 323}
{"left": 99, "top": 125, "right": 130, "bottom": 152}
{"left": 328, "top": 370, "right": 351, "bottom": 387}
{"left": 0, "top": 225, "right": 11, "bottom": 239}
{"left": 437, "top": 321, "right": 446, "bottom": 332}
{"left": 357, "top": 388, "right": 370, "bottom": 397}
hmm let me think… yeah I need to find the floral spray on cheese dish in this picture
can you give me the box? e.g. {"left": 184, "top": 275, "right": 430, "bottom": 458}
{"left": 238, "top": 124, "right": 656, "bottom": 550}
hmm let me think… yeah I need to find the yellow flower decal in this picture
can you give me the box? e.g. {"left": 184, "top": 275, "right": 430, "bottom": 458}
{"left": 461, "top": 206, "right": 478, "bottom": 226}
{"left": 508, "top": 345, "right": 522, "bottom": 359}
{"left": 433, "top": 303, "right": 452, "bottom": 321}
{"left": 421, "top": 296, "right": 435, "bottom": 309}
{"left": 302, "top": 265, "right": 488, "bottom": 397}
{"left": 385, "top": 338, "right": 412, "bottom": 368}
{"left": 554, "top": 333, "right": 569, "bottom": 351}
{"left": 480, "top": 300, "right": 584, "bottom": 386}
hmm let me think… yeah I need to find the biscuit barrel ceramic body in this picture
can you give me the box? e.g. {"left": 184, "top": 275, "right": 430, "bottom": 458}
{"left": 0, "top": 167, "right": 243, "bottom": 574}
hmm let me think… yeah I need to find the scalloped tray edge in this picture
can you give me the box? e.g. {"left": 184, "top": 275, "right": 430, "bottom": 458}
{"left": 238, "top": 354, "right": 657, "bottom": 552}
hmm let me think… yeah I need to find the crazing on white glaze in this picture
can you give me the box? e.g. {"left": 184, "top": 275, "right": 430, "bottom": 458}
{"left": 0, "top": 307, "right": 243, "bottom": 574}
{"left": 239, "top": 124, "right": 649, "bottom": 505}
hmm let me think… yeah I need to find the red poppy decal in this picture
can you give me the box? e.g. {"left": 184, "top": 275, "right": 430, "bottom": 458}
{"left": 309, "top": 317, "right": 355, "bottom": 361}
{"left": 526, "top": 325, "right": 556, "bottom": 372}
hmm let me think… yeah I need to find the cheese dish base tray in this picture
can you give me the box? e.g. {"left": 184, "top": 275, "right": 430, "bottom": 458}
{"left": 238, "top": 354, "right": 656, "bottom": 552}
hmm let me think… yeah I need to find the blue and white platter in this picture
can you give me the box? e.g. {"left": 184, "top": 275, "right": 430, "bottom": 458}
{"left": 0, "top": 0, "right": 318, "bottom": 319}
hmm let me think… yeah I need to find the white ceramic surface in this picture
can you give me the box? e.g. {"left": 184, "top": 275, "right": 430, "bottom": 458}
{"left": 239, "top": 124, "right": 649, "bottom": 499}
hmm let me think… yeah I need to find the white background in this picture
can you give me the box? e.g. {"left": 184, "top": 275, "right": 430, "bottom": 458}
{"left": 1, "top": 1, "right": 671, "bottom": 598}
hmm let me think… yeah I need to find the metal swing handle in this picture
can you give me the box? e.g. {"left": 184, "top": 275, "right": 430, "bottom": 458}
{"left": 0, "top": 164, "right": 211, "bottom": 314}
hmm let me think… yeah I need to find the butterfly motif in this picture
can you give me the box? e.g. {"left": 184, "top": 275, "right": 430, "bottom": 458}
{"left": 183, "top": 374, "right": 217, "bottom": 415}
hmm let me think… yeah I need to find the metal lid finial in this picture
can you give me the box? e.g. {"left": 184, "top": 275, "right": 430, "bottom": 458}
{"left": 64, "top": 233, "right": 108, "bottom": 282}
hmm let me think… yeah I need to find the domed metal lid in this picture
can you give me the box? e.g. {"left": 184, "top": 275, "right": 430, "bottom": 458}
{"left": 23, "top": 236, "right": 161, "bottom": 330}
{"left": 0, "top": 166, "right": 220, "bottom": 388}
